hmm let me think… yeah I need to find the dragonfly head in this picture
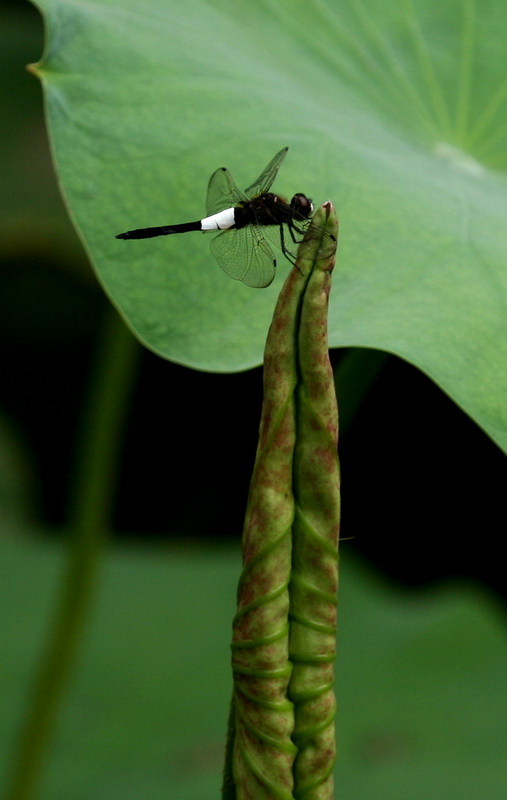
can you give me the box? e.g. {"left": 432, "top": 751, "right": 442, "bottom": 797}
{"left": 290, "top": 193, "right": 313, "bottom": 220}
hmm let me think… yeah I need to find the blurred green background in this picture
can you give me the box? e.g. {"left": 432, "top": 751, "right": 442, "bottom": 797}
{"left": 1, "top": 2, "right": 507, "bottom": 799}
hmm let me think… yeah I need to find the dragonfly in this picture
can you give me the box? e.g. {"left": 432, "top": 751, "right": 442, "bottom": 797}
{"left": 116, "top": 147, "right": 328, "bottom": 288}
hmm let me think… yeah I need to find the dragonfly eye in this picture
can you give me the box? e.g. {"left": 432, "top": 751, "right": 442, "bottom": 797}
{"left": 290, "top": 193, "right": 313, "bottom": 219}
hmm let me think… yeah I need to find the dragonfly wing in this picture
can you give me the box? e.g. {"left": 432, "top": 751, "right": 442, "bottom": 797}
{"left": 244, "top": 147, "right": 289, "bottom": 197}
{"left": 206, "top": 167, "right": 246, "bottom": 216}
{"left": 210, "top": 227, "right": 277, "bottom": 288}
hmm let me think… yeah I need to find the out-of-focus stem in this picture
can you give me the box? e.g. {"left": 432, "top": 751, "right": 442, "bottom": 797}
{"left": 5, "top": 307, "right": 139, "bottom": 800}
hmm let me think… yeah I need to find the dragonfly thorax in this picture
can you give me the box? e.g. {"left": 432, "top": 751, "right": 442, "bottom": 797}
{"left": 233, "top": 192, "right": 312, "bottom": 230}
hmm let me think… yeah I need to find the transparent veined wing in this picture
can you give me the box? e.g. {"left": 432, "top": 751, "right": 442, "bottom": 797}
{"left": 244, "top": 147, "right": 289, "bottom": 197}
{"left": 206, "top": 167, "right": 246, "bottom": 216}
{"left": 206, "top": 147, "right": 289, "bottom": 214}
{"left": 210, "top": 226, "right": 277, "bottom": 288}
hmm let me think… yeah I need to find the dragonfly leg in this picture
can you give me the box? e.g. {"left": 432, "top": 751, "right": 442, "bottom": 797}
{"left": 287, "top": 221, "right": 306, "bottom": 245}
{"left": 278, "top": 224, "right": 306, "bottom": 275}
{"left": 278, "top": 224, "right": 296, "bottom": 264}
{"left": 289, "top": 220, "right": 337, "bottom": 248}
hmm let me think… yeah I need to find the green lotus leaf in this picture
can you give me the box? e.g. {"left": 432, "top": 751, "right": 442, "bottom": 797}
{"left": 31, "top": 0, "right": 507, "bottom": 451}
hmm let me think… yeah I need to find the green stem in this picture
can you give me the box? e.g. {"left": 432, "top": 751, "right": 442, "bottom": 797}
{"left": 5, "top": 306, "right": 140, "bottom": 800}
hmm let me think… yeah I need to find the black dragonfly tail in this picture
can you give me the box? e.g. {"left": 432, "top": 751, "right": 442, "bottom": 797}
{"left": 116, "top": 221, "right": 201, "bottom": 240}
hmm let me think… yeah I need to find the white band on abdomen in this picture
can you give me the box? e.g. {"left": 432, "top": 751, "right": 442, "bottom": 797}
{"left": 200, "top": 207, "right": 236, "bottom": 231}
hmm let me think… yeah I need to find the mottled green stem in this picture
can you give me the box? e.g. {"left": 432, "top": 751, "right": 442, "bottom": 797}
{"left": 289, "top": 206, "right": 340, "bottom": 800}
{"left": 228, "top": 243, "right": 313, "bottom": 800}
{"left": 225, "top": 205, "right": 339, "bottom": 800}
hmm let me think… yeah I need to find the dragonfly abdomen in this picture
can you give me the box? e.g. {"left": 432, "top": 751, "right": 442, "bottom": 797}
{"left": 117, "top": 207, "right": 237, "bottom": 240}
{"left": 116, "top": 221, "right": 201, "bottom": 240}
{"left": 200, "top": 207, "right": 236, "bottom": 231}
